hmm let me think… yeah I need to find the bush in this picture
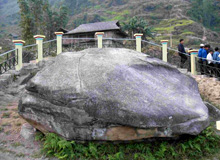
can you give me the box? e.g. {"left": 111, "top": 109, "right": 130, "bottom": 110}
{"left": 38, "top": 126, "right": 220, "bottom": 160}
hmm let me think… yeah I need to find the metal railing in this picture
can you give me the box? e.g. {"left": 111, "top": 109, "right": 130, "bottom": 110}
{"left": 0, "top": 35, "right": 219, "bottom": 79}
{"left": 196, "top": 57, "right": 220, "bottom": 78}
{"left": 22, "top": 44, "right": 38, "bottom": 63}
{"left": 62, "top": 38, "right": 97, "bottom": 52}
{"left": 142, "top": 40, "right": 162, "bottom": 60}
{"left": 0, "top": 49, "right": 18, "bottom": 74}
{"left": 167, "top": 47, "right": 191, "bottom": 71}
{"left": 43, "top": 39, "right": 57, "bottom": 57}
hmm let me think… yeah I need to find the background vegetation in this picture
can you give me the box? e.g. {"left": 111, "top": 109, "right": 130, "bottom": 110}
{"left": 35, "top": 125, "right": 220, "bottom": 160}
{"left": 17, "top": 0, "right": 69, "bottom": 44}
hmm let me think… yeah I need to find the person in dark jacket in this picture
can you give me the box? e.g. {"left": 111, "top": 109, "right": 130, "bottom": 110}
{"left": 198, "top": 44, "right": 204, "bottom": 74}
{"left": 178, "top": 39, "right": 187, "bottom": 68}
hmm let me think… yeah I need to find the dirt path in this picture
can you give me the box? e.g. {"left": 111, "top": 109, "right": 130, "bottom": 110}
{"left": 0, "top": 99, "right": 55, "bottom": 160}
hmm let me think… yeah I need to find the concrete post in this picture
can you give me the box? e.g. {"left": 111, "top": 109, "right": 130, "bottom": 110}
{"left": 189, "top": 50, "right": 198, "bottom": 75}
{"left": 95, "top": 32, "right": 104, "bottom": 48}
{"left": 134, "top": 33, "right": 143, "bottom": 52}
{"left": 12, "top": 40, "right": 25, "bottom": 71}
{"left": 217, "top": 121, "right": 220, "bottom": 130}
{"left": 161, "top": 40, "right": 169, "bottom": 62}
{"left": 55, "top": 32, "right": 64, "bottom": 55}
{"left": 34, "top": 35, "right": 45, "bottom": 62}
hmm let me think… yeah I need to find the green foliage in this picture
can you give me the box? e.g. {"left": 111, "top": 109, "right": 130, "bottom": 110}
{"left": 2, "top": 112, "right": 11, "bottom": 118}
{"left": 122, "top": 16, "right": 153, "bottom": 39}
{"left": 38, "top": 125, "right": 220, "bottom": 160}
{"left": 18, "top": 0, "right": 69, "bottom": 44}
{"left": 102, "top": 9, "right": 130, "bottom": 22}
{"left": 64, "top": 0, "right": 92, "bottom": 16}
{"left": 154, "top": 19, "right": 194, "bottom": 33}
{"left": 72, "top": 13, "right": 104, "bottom": 28}
{"left": 188, "top": 0, "right": 220, "bottom": 31}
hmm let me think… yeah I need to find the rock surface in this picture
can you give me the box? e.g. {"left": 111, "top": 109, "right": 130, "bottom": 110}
{"left": 19, "top": 48, "right": 209, "bottom": 141}
{"left": 194, "top": 75, "right": 220, "bottom": 109}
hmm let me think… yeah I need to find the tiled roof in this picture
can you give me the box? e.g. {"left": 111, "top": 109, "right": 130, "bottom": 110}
{"left": 66, "top": 21, "right": 121, "bottom": 34}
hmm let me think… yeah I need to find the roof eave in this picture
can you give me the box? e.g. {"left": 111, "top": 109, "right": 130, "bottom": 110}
{"left": 64, "top": 28, "right": 121, "bottom": 35}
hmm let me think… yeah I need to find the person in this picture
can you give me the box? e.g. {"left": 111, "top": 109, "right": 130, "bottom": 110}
{"left": 201, "top": 44, "right": 210, "bottom": 75}
{"left": 178, "top": 39, "right": 187, "bottom": 68}
{"left": 207, "top": 49, "right": 214, "bottom": 76}
{"left": 213, "top": 47, "right": 220, "bottom": 77}
{"left": 198, "top": 44, "right": 205, "bottom": 74}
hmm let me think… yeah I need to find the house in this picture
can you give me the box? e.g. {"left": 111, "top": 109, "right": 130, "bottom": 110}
{"left": 63, "top": 21, "right": 127, "bottom": 47}
{"left": 9, "top": 34, "right": 19, "bottom": 40}
{"left": 57, "top": 28, "right": 69, "bottom": 34}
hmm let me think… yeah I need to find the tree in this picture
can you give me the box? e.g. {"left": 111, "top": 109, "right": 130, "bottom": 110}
{"left": 18, "top": 0, "right": 34, "bottom": 44}
{"left": 122, "top": 16, "right": 153, "bottom": 39}
{"left": 18, "top": 0, "right": 69, "bottom": 44}
{"left": 188, "top": 0, "right": 220, "bottom": 31}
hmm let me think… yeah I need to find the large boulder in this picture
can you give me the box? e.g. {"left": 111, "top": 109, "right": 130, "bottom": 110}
{"left": 18, "top": 48, "right": 209, "bottom": 141}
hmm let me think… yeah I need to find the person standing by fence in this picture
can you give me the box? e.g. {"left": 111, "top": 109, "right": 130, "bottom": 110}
{"left": 213, "top": 47, "right": 220, "bottom": 77}
{"left": 198, "top": 44, "right": 205, "bottom": 74}
{"left": 201, "top": 45, "right": 210, "bottom": 75}
{"left": 207, "top": 49, "right": 214, "bottom": 76}
{"left": 178, "top": 39, "right": 187, "bottom": 68}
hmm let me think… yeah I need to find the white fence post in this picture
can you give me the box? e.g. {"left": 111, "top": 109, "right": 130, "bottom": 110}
{"left": 189, "top": 50, "right": 198, "bottom": 75}
{"left": 12, "top": 40, "right": 25, "bottom": 71}
{"left": 55, "top": 32, "right": 64, "bottom": 55}
{"left": 134, "top": 33, "right": 143, "bottom": 52}
{"left": 161, "top": 40, "right": 169, "bottom": 62}
{"left": 95, "top": 32, "right": 104, "bottom": 48}
{"left": 34, "top": 35, "right": 45, "bottom": 62}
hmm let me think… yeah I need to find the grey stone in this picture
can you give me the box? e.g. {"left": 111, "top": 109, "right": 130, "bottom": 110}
{"left": 20, "top": 123, "right": 36, "bottom": 141}
{"left": 204, "top": 102, "right": 220, "bottom": 121}
{"left": 18, "top": 48, "right": 209, "bottom": 141}
{"left": 0, "top": 74, "right": 14, "bottom": 89}
{"left": 19, "top": 63, "right": 39, "bottom": 76}
{"left": 37, "top": 57, "right": 55, "bottom": 70}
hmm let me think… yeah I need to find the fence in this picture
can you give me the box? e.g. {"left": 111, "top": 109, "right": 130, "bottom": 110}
{"left": 0, "top": 31, "right": 219, "bottom": 79}
{"left": 0, "top": 49, "right": 18, "bottom": 74}
{"left": 195, "top": 57, "right": 220, "bottom": 78}
{"left": 22, "top": 44, "right": 38, "bottom": 63}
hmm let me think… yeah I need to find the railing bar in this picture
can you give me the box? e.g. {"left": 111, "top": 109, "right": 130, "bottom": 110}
{"left": 141, "top": 40, "right": 163, "bottom": 48}
{"left": 43, "top": 39, "right": 57, "bottom": 44}
{"left": 0, "top": 49, "right": 16, "bottom": 57}
{"left": 23, "top": 44, "right": 38, "bottom": 48}
{"left": 62, "top": 38, "right": 97, "bottom": 40}
{"left": 0, "top": 56, "right": 17, "bottom": 65}
{"left": 103, "top": 38, "right": 136, "bottom": 41}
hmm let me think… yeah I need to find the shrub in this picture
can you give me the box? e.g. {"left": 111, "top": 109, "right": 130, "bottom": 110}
{"left": 38, "top": 125, "right": 220, "bottom": 160}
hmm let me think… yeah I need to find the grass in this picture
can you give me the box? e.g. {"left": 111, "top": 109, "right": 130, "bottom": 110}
{"left": 154, "top": 19, "right": 194, "bottom": 33}
{"left": 2, "top": 112, "right": 11, "bottom": 118}
{"left": 31, "top": 151, "right": 44, "bottom": 159}
{"left": 2, "top": 122, "right": 11, "bottom": 127}
{"left": 103, "top": 10, "right": 130, "bottom": 21}
{"left": 0, "top": 127, "right": 4, "bottom": 133}
{"left": 15, "top": 123, "right": 22, "bottom": 126}
{"left": 13, "top": 115, "right": 20, "bottom": 119}
{"left": 0, "top": 108, "right": 8, "bottom": 111}
{"left": 180, "top": 32, "right": 195, "bottom": 36}
{"left": 36, "top": 125, "right": 220, "bottom": 160}
{"left": 16, "top": 153, "right": 25, "bottom": 157}
{"left": 5, "top": 131, "right": 11, "bottom": 135}
{"left": 11, "top": 142, "right": 22, "bottom": 147}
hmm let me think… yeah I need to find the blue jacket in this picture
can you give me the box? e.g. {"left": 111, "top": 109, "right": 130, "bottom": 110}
{"left": 213, "top": 51, "right": 220, "bottom": 63}
{"left": 198, "top": 48, "right": 203, "bottom": 58}
{"left": 202, "top": 49, "right": 208, "bottom": 61}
